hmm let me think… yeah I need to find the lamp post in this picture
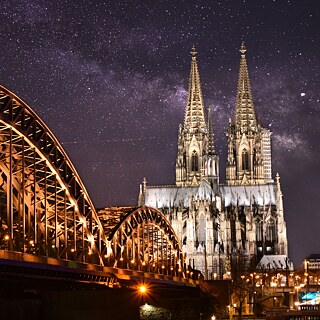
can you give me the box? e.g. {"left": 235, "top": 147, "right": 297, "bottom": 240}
{"left": 295, "top": 285, "right": 301, "bottom": 309}
{"left": 4, "top": 234, "right": 9, "bottom": 250}
{"left": 233, "top": 303, "right": 237, "bottom": 317}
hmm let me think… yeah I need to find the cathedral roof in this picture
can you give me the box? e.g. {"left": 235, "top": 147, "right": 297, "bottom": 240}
{"left": 184, "top": 45, "right": 207, "bottom": 133}
{"left": 256, "top": 255, "right": 294, "bottom": 271}
{"left": 235, "top": 42, "right": 257, "bottom": 133}
{"left": 220, "top": 184, "right": 276, "bottom": 207}
{"left": 145, "top": 180, "right": 276, "bottom": 209}
{"left": 145, "top": 180, "right": 215, "bottom": 209}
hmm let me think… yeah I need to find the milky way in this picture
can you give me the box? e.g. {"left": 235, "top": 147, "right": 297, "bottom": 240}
{"left": 0, "top": 0, "right": 319, "bottom": 266}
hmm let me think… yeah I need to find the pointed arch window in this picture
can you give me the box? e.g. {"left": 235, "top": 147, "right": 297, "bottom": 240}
{"left": 266, "top": 222, "right": 276, "bottom": 241}
{"left": 198, "top": 214, "right": 206, "bottom": 243}
{"left": 191, "top": 150, "right": 198, "bottom": 172}
{"left": 256, "top": 220, "right": 263, "bottom": 242}
{"left": 207, "top": 159, "right": 211, "bottom": 176}
{"left": 213, "top": 258, "right": 218, "bottom": 274}
{"left": 242, "top": 149, "right": 249, "bottom": 171}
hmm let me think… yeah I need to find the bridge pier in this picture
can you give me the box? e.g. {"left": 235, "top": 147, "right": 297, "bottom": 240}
{"left": 289, "top": 291, "right": 295, "bottom": 309}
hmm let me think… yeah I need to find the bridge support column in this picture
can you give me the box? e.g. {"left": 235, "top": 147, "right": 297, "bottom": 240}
{"left": 289, "top": 292, "right": 294, "bottom": 309}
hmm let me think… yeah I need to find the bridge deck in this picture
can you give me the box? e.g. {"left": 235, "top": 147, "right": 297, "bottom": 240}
{"left": 0, "top": 250, "right": 199, "bottom": 288}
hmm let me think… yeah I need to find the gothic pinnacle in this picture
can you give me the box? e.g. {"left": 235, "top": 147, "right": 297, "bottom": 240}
{"left": 183, "top": 45, "right": 206, "bottom": 132}
{"left": 207, "top": 106, "right": 216, "bottom": 155}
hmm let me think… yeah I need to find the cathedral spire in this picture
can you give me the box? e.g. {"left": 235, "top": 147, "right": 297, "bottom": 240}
{"left": 184, "top": 45, "right": 206, "bottom": 133}
{"left": 235, "top": 42, "right": 257, "bottom": 133}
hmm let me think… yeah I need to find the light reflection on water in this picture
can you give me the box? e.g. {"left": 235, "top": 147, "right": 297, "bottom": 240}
{"left": 140, "top": 303, "right": 172, "bottom": 319}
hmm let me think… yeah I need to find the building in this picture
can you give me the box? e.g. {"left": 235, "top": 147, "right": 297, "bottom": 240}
{"left": 304, "top": 254, "right": 320, "bottom": 271}
{"left": 138, "top": 43, "right": 289, "bottom": 279}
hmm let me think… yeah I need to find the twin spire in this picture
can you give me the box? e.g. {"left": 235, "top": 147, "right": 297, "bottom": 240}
{"left": 184, "top": 42, "right": 257, "bottom": 137}
{"left": 235, "top": 42, "right": 257, "bottom": 133}
{"left": 184, "top": 45, "right": 207, "bottom": 133}
{"left": 177, "top": 42, "right": 258, "bottom": 186}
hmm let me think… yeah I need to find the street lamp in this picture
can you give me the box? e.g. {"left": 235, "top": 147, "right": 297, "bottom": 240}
{"left": 233, "top": 303, "right": 237, "bottom": 316}
{"left": 139, "top": 285, "right": 147, "bottom": 294}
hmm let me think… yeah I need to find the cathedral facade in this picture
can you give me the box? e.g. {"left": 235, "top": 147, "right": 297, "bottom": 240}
{"left": 138, "top": 43, "right": 289, "bottom": 279}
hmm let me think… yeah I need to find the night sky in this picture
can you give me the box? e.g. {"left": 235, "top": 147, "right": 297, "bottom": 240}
{"left": 0, "top": 0, "right": 319, "bottom": 267}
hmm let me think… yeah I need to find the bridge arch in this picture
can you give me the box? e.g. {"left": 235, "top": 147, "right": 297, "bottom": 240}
{"left": 0, "top": 85, "right": 189, "bottom": 278}
{"left": 0, "top": 85, "right": 108, "bottom": 264}
{"left": 98, "top": 206, "right": 186, "bottom": 277}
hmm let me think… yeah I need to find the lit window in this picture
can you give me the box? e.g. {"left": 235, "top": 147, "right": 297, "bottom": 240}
{"left": 242, "top": 149, "right": 249, "bottom": 171}
{"left": 191, "top": 151, "right": 198, "bottom": 172}
{"left": 256, "top": 221, "right": 262, "bottom": 242}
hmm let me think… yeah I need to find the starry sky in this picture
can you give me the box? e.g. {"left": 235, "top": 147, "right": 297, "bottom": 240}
{"left": 0, "top": 0, "right": 319, "bottom": 267}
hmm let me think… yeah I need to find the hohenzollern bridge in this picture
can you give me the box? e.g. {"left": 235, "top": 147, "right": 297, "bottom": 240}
{"left": 0, "top": 84, "right": 198, "bottom": 288}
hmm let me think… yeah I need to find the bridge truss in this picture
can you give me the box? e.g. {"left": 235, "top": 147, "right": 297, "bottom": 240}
{"left": 0, "top": 85, "right": 187, "bottom": 279}
{"left": 99, "top": 206, "right": 185, "bottom": 277}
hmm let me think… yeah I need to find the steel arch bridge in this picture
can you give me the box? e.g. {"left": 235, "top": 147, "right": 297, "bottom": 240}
{"left": 99, "top": 206, "right": 185, "bottom": 276}
{"left": 0, "top": 84, "right": 188, "bottom": 281}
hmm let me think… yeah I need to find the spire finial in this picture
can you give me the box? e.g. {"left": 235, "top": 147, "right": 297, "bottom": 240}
{"left": 240, "top": 41, "right": 247, "bottom": 55}
{"left": 191, "top": 44, "right": 197, "bottom": 57}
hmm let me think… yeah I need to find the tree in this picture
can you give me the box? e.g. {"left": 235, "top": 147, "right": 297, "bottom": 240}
{"left": 231, "top": 276, "right": 252, "bottom": 319}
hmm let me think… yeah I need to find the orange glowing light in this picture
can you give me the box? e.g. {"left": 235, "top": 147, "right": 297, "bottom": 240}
{"left": 139, "top": 285, "right": 147, "bottom": 294}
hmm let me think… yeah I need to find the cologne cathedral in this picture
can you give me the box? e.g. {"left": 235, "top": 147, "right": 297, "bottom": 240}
{"left": 138, "top": 43, "right": 289, "bottom": 279}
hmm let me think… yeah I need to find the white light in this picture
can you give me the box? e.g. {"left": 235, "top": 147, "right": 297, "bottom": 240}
{"left": 79, "top": 217, "right": 86, "bottom": 224}
{"left": 88, "top": 235, "right": 95, "bottom": 244}
{"left": 301, "top": 92, "right": 305, "bottom": 96}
